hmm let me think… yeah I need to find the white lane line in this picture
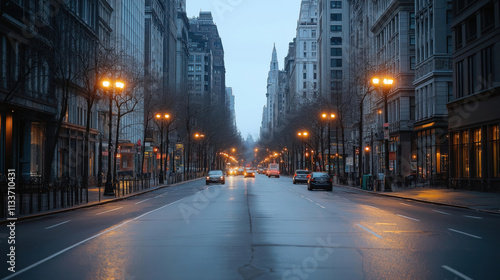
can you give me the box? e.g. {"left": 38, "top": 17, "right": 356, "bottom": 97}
{"left": 96, "top": 207, "right": 123, "bottom": 216}
{"left": 305, "top": 198, "right": 313, "bottom": 202}
{"left": 397, "top": 214, "right": 420, "bottom": 222}
{"left": 44, "top": 220, "right": 71, "bottom": 230}
{"left": 342, "top": 197, "right": 349, "bottom": 201}
{"left": 463, "top": 215, "right": 483, "bottom": 220}
{"left": 154, "top": 195, "right": 163, "bottom": 198}
{"left": 316, "top": 203, "right": 326, "bottom": 209}
{"left": 135, "top": 198, "right": 152, "bottom": 205}
{"left": 400, "top": 203, "right": 412, "bottom": 206}
{"left": 3, "top": 198, "right": 186, "bottom": 280}
{"left": 356, "top": 224, "right": 382, "bottom": 239}
{"left": 365, "top": 205, "right": 379, "bottom": 210}
{"left": 442, "top": 265, "right": 473, "bottom": 280}
{"left": 432, "top": 210, "right": 451, "bottom": 215}
{"left": 448, "top": 228, "right": 482, "bottom": 239}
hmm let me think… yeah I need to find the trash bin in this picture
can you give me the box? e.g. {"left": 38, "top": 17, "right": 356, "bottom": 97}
{"left": 362, "top": 174, "right": 372, "bottom": 190}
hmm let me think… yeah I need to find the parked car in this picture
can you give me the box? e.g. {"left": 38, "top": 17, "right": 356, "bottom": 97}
{"left": 293, "top": 170, "right": 310, "bottom": 184}
{"left": 206, "top": 170, "right": 225, "bottom": 185}
{"left": 244, "top": 168, "right": 256, "bottom": 178}
{"left": 307, "top": 172, "right": 332, "bottom": 191}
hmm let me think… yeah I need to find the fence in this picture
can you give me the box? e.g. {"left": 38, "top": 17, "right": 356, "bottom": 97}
{"left": 0, "top": 176, "right": 152, "bottom": 219}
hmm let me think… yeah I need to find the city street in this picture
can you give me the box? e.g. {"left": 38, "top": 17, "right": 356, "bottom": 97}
{"left": 1, "top": 175, "right": 500, "bottom": 280}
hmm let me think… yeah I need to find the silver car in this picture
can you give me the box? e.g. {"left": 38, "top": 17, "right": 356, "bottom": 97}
{"left": 206, "top": 170, "right": 225, "bottom": 185}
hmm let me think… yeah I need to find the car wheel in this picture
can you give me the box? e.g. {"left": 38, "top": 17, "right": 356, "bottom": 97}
{"left": 293, "top": 180, "right": 296, "bottom": 184}
{"left": 307, "top": 184, "right": 311, "bottom": 191}
{"left": 206, "top": 182, "right": 209, "bottom": 185}
{"left": 327, "top": 186, "right": 332, "bottom": 191}
{"left": 222, "top": 181, "right": 225, "bottom": 185}
{"left": 276, "top": 175, "right": 280, "bottom": 178}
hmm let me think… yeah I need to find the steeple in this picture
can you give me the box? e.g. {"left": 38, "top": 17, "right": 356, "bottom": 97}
{"left": 270, "top": 44, "right": 278, "bottom": 70}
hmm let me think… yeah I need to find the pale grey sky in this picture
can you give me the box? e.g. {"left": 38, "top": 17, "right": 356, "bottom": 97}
{"left": 186, "top": 0, "right": 303, "bottom": 140}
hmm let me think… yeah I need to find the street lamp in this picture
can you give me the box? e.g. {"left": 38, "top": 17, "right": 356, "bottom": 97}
{"left": 101, "top": 78, "right": 125, "bottom": 196}
{"left": 372, "top": 76, "right": 394, "bottom": 192}
{"left": 321, "top": 113, "right": 336, "bottom": 176}
{"left": 194, "top": 133, "right": 205, "bottom": 173}
{"left": 297, "top": 131, "right": 309, "bottom": 169}
{"left": 155, "top": 113, "right": 171, "bottom": 184}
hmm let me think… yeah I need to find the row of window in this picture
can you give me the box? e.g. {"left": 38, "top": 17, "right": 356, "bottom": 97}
{"left": 455, "top": 2, "right": 496, "bottom": 50}
{"left": 455, "top": 45, "right": 494, "bottom": 98}
{"left": 451, "top": 125, "right": 500, "bottom": 179}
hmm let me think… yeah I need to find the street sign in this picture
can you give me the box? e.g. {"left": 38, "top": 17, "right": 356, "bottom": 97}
{"left": 389, "top": 151, "right": 396, "bottom": 161}
{"left": 346, "top": 156, "right": 353, "bottom": 166}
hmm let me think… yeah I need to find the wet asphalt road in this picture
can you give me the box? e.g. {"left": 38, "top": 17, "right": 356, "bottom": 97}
{"left": 1, "top": 174, "right": 500, "bottom": 280}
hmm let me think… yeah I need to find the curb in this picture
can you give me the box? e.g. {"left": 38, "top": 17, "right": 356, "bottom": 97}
{"left": 336, "top": 184, "right": 500, "bottom": 215}
{"left": 1, "top": 178, "right": 203, "bottom": 224}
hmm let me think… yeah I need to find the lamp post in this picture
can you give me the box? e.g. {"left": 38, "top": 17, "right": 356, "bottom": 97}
{"left": 101, "top": 79, "right": 125, "bottom": 196}
{"left": 321, "top": 113, "right": 336, "bottom": 176}
{"left": 365, "top": 146, "right": 371, "bottom": 175}
{"left": 155, "top": 113, "right": 170, "bottom": 184}
{"left": 194, "top": 133, "right": 205, "bottom": 174}
{"left": 297, "top": 131, "right": 309, "bottom": 169}
{"left": 372, "top": 76, "right": 394, "bottom": 192}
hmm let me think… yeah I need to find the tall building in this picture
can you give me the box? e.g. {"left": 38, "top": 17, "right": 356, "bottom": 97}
{"left": 370, "top": 0, "right": 416, "bottom": 179}
{"left": 413, "top": 0, "right": 453, "bottom": 184}
{"left": 189, "top": 12, "right": 226, "bottom": 106}
{"left": 187, "top": 31, "right": 213, "bottom": 99}
{"left": 226, "top": 87, "right": 236, "bottom": 128}
{"left": 145, "top": 0, "right": 166, "bottom": 79}
{"left": 448, "top": 0, "right": 500, "bottom": 191}
{"left": 292, "top": 0, "right": 319, "bottom": 106}
{"left": 318, "top": 0, "right": 350, "bottom": 101}
{"left": 1, "top": 1, "right": 103, "bottom": 180}
{"left": 175, "top": 0, "right": 190, "bottom": 95}
{"left": 263, "top": 45, "right": 280, "bottom": 134}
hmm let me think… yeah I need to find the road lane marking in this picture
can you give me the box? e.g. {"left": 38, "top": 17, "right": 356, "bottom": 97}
{"left": 397, "top": 214, "right": 420, "bottom": 221}
{"left": 44, "top": 220, "right": 71, "bottom": 230}
{"left": 305, "top": 198, "right": 313, "bottom": 202}
{"left": 448, "top": 228, "right": 482, "bottom": 239}
{"left": 365, "top": 205, "right": 379, "bottom": 210}
{"left": 96, "top": 207, "right": 123, "bottom": 216}
{"left": 400, "top": 203, "right": 412, "bottom": 206}
{"left": 442, "top": 265, "right": 473, "bottom": 280}
{"left": 2, "top": 198, "right": 186, "bottom": 280}
{"left": 432, "top": 210, "right": 451, "bottom": 215}
{"left": 463, "top": 215, "right": 483, "bottom": 220}
{"left": 135, "top": 198, "right": 152, "bottom": 205}
{"left": 316, "top": 203, "right": 326, "bottom": 209}
{"left": 356, "top": 224, "right": 382, "bottom": 239}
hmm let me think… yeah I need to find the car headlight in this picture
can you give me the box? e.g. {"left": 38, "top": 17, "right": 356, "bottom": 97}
{"left": 206, "top": 177, "right": 210, "bottom": 180}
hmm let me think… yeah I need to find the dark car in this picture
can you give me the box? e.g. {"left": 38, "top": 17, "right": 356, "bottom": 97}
{"left": 244, "top": 168, "right": 256, "bottom": 178}
{"left": 307, "top": 172, "right": 332, "bottom": 191}
{"left": 293, "top": 170, "right": 310, "bottom": 184}
{"left": 206, "top": 170, "right": 225, "bottom": 185}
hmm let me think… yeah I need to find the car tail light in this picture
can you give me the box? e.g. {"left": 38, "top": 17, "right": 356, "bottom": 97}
{"left": 206, "top": 176, "right": 209, "bottom": 180}
{"left": 220, "top": 176, "right": 224, "bottom": 180}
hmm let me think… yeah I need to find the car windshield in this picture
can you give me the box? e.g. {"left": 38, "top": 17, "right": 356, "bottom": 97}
{"left": 208, "top": 171, "right": 223, "bottom": 176}
{"left": 312, "top": 172, "right": 329, "bottom": 178}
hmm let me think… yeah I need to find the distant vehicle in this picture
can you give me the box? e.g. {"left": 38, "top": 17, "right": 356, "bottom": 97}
{"left": 244, "top": 168, "right": 256, "bottom": 178}
{"left": 236, "top": 167, "right": 245, "bottom": 176}
{"left": 206, "top": 170, "right": 225, "bottom": 185}
{"left": 267, "top": 163, "right": 280, "bottom": 178}
{"left": 228, "top": 168, "right": 237, "bottom": 176}
{"left": 307, "top": 172, "right": 332, "bottom": 191}
{"left": 257, "top": 168, "right": 264, "bottom": 174}
{"left": 293, "top": 170, "right": 310, "bottom": 184}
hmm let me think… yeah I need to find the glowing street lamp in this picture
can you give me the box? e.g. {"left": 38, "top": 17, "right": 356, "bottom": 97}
{"left": 371, "top": 75, "right": 395, "bottom": 191}
{"left": 100, "top": 78, "right": 125, "bottom": 196}
{"left": 321, "top": 112, "right": 336, "bottom": 176}
{"left": 155, "top": 113, "right": 171, "bottom": 184}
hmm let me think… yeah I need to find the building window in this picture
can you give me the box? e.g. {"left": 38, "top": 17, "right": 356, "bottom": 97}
{"left": 330, "top": 25, "right": 342, "bottom": 32}
{"left": 481, "top": 2, "right": 495, "bottom": 33}
{"left": 410, "top": 56, "right": 416, "bottom": 70}
{"left": 480, "top": 46, "right": 493, "bottom": 90}
{"left": 462, "top": 131, "right": 469, "bottom": 178}
{"left": 303, "top": 72, "right": 307, "bottom": 79}
{"left": 312, "top": 30, "right": 317, "bottom": 38}
{"left": 313, "top": 73, "right": 317, "bottom": 79}
{"left": 447, "top": 36, "right": 453, "bottom": 53}
{"left": 330, "top": 13, "right": 342, "bottom": 22}
{"left": 303, "top": 82, "right": 307, "bottom": 89}
{"left": 467, "top": 55, "right": 475, "bottom": 95}
{"left": 452, "top": 133, "right": 460, "bottom": 177}
{"left": 303, "top": 64, "right": 307, "bottom": 70}
{"left": 410, "top": 35, "right": 415, "bottom": 46}
{"left": 330, "top": 1, "right": 342, "bottom": 8}
{"left": 331, "top": 70, "right": 342, "bottom": 79}
{"left": 331, "top": 81, "right": 342, "bottom": 91}
{"left": 188, "top": 65, "right": 194, "bottom": 72}
{"left": 491, "top": 125, "right": 500, "bottom": 178}
{"left": 447, "top": 82, "right": 454, "bottom": 102}
{"left": 410, "top": 12, "right": 415, "bottom": 30}
{"left": 195, "top": 65, "right": 202, "bottom": 72}
{"left": 456, "top": 60, "right": 464, "bottom": 98}
{"left": 331, "top": 48, "right": 342, "bottom": 56}
{"left": 195, "top": 55, "right": 202, "bottom": 62}
{"left": 473, "top": 129, "right": 482, "bottom": 178}
{"left": 331, "top": 59, "right": 342, "bottom": 67}
{"left": 465, "top": 15, "right": 477, "bottom": 43}
{"left": 330, "top": 37, "right": 342, "bottom": 45}
{"left": 313, "top": 64, "right": 317, "bottom": 71}
{"left": 312, "top": 42, "right": 317, "bottom": 51}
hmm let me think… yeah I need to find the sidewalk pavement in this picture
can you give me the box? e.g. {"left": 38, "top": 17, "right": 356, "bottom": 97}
{"left": 338, "top": 184, "right": 500, "bottom": 214}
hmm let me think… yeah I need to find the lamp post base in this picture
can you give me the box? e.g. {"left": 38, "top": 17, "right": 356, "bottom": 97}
{"left": 103, "top": 181, "right": 115, "bottom": 196}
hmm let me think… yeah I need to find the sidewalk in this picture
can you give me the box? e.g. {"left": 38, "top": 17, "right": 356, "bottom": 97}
{"left": 338, "top": 184, "right": 500, "bottom": 214}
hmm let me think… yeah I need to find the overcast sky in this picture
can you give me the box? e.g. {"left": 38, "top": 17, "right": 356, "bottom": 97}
{"left": 186, "top": 0, "right": 303, "bottom": 140}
